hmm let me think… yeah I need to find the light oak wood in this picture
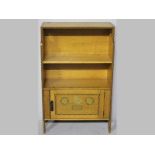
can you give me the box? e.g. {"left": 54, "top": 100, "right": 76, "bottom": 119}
{"left": 44, "top": 79, "right": 111, "bottom": 89}
{"left": 41, "top": 22, "right": 115, "bottom": 134}
{"left": 44, "top": 32, "right": 110, "bottom": 55}
{"left": 43, "top": 90, "right": 50, "bottom": 119}
{"left": 44, "top": 64, "right": 109, "bottom": 79}
{"left": 42, "top": 22, "right": 114, "bottom": 29}
{"left": 42, "top": 54, "right": 112, "bottom": 64}
{"left": 49, "top": 89, "right": 104, "bottom": 119}
{"left": 104, "top": 90, "right": 111, "bottom": 119}
{"left": 43, "top": 29, "right": 112, "bottom": 63}
{"left": 44, "top": 118, "right": 109, "bottom": 121}
{"left": 108, "top": 27, "right": 115, "bottom": 133}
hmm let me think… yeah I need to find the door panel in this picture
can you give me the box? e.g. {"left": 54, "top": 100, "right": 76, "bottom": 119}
{"left": 55, "top": 94, "right": 99, "bottom": 115}
{"left": 50, "top": 89, "right": 104, "bottom": 120}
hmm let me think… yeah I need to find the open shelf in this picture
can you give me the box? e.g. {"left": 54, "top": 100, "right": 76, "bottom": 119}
{"left": 42, "top": 54, "right": 112, "bottom": 64}
{"left": 42, "top": 24, "right": 113, "bottom": 89}
{"left": 42, "top": 28, "right": 113, "bottom": 65}
{"left": 44, "top": 79, "right": 111, "bottom": 89}
{"left": 43, "top": 63, "right": 112, "bottom": 89}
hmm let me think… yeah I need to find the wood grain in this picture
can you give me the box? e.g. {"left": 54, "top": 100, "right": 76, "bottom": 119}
{"left": 43, "top": 90, "right": 50, "bottom": 119}
{"left": 49, "top": 89, "right": 105, "bottom": 119}
{"left": 44, "top": 79, "right": 111, "bottom": 89}
{"left": 42, "top": 54, "right": 112, "bottom": 64}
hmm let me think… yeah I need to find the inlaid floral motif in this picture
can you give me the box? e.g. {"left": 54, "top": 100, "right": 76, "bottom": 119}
{"left": 86, "top": 97, "right": 94, "bottom": 105}
{"left": 60, "top": 97, "right": 69, "bottom": 105}
{"left": 73, "top": 96, "right": 83, "bottom": 105}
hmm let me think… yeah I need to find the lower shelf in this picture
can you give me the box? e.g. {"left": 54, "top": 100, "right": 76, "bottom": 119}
{"left": 44, "top": 79, "right": 111, "bottom": 89}
{"left": 44, "top": 118, "right": 109, "bottom": 121}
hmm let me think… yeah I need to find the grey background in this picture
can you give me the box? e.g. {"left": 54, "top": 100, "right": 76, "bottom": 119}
{"left": 116, "top": 20, "right": 155, "bottom": 134}
{"left": 0, "top": 20, "right": 39, "bottom": 134}
{"left": 0, "top": 20, "right": 154, "bottom": 134}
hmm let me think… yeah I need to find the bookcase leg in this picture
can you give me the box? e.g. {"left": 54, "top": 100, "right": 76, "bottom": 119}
{"left": 108, "top": 120, "right": 112, "bottom": 133}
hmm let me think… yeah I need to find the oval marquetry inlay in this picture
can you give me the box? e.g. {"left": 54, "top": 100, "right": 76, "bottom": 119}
{"left": 86, "top": 97, "right": 94, "bottom": 105}
{"left": 60, "top": 97, "right": 69, "bottom": 105}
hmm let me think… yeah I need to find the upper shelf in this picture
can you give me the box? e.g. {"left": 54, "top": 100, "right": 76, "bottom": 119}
{"left": 42, "top": 54, "right": 113, "bottom": 64}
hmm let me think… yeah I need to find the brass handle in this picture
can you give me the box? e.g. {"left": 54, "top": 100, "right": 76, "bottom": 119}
{"left": 50, "top": 101, "right": 54, "bottom": 111}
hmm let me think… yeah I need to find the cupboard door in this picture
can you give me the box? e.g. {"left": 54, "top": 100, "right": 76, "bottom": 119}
{"left": 56, "top": 94, "right": 99, "bottom": 115}
{"left": 50, "top": 89, "right": 104, "bottom": 120}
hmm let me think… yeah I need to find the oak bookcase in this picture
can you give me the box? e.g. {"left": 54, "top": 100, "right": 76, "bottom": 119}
{"left": 41, "top": 22, "right": 115, "bottom": 133}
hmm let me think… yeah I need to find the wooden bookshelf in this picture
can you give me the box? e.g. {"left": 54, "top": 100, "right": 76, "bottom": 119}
{"left": 41, "top": 22, "right": 115, "bottom": 134}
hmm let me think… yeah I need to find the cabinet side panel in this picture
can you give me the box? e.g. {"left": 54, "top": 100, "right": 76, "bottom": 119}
{"left": 99, "top": 90, "right": 104, "bottom": 119}
{"left": 103, "top": 90, "right": 111, "bottom": 119}
{"left": 43, "top": 90, "right": 50, "bottom": 119}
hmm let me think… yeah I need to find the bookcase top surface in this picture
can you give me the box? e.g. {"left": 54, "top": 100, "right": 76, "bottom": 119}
{"left": 41, "top": 22, "right": 114, "bottom": 29}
